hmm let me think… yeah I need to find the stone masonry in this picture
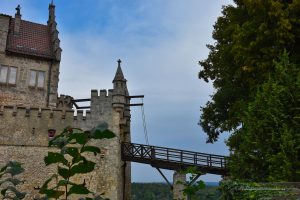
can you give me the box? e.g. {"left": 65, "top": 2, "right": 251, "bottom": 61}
{"left": 0, "top": 3, "right": 131, "bottom": 200}
{"left": 173, "top": 171, "right": 187, "bottom": 200}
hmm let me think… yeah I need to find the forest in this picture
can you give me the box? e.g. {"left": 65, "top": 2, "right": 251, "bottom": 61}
{"left": 131, "top": 183, "right": 221, "bottom": 200}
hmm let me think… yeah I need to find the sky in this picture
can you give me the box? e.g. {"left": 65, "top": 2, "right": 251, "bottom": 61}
{"left": 1, "top": 0, "right": 233, "bottom": 183}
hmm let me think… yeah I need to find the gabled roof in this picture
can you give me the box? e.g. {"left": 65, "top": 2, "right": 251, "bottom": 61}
{"left": 6, "top": 18, "right": 54, "bottom": 60}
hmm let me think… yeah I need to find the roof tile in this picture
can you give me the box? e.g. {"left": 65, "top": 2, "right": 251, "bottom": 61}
{"left": 6, "top": 18, "right": 54, "bottom": 60}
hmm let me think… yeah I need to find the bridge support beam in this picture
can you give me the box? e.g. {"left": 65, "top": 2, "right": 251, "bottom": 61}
{"left": 173, "top": 171, "right": 187, "bottom": 200}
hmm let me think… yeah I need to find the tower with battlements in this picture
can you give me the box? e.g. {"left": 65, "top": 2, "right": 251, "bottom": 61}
{"left": 0, "top": 3, "right": 131, "bottom": 200}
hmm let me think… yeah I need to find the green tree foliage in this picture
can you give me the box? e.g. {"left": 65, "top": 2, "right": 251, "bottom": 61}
{"left": 199, "top": 0, "right": 300, "bottom": 142}
{"left": 131, "top": 183, "right": 173, "bottom": 200}
{"left": 219, "top": 180, "right": 298, "bottom": 199}
{"left": 0, "top": 161, "right": 26, "bottom": 199}
{"left": 37, "top": 127, "right": 115, "bottom": 200}
{"left": 227, "top": 53, "right": 300, "bottom": 181}
{"left": 131, "top": 182, "right": 221, "bottom": 200}
{"left": 176, "top": 167, "right": 205, "bottom": 200}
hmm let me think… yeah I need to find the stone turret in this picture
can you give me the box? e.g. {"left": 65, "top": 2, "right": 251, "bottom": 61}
{"left": 47, "top": 1, "right": 62, "bottom": 61}
{"left": 112, "top": 59, "right": 129, "bottom": 113}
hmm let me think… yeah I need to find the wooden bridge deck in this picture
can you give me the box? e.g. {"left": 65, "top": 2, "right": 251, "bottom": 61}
{"left": 121, "top": 142, "right": 229, "bottom": 175}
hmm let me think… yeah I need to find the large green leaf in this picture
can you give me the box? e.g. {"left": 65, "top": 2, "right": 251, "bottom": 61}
{"left": 44, "top": 152, "right": 68, "bottom": 166}
{"left": 41, "top": 189, "right": 65, "bottom": 199}
{"left": 70, "top": 161, "right": 95, "bottom": 176}
{"left": 81, "top": 146, "right": 101, "bottom": 156}
{"left": 65, "top": 147, "right": 79, "bottom": 158}
{"left": 58, "top": 166, "right": 71, "bottom": 179}
{"left": 68, "top": 133, "right": 88, "bottom": 145}
{"left": 68, "top": 184, "right": 91, "bottom": 195}
{"left": 49, "top": 136, "right": 68, "bottom": 148}
{"left": 72, "top": 155, "right": 85, "bottom": 164}
{"left": 56, "top": 179, "right": 68, "bottom": 187}
{"left": 92, "top": 130, "right": 115, "bottom": 139}
{"left": 39, "top": 176, "right": 54, "bottom": 192}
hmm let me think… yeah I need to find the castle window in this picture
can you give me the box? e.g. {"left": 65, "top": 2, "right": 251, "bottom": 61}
{"left": 0, "top": 65, "right": 17, "bottom": 85}
{"left": 29, "top": 70, "right": 45, "bottom": 88}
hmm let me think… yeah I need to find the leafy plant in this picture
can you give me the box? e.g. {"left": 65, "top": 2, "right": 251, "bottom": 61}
{"left": 0, "top": 161, "right": 26, "bottom": 199}
{"left": 176, "top": 167, "right": 205, "bottom": 200}
{"left": 37, "top": 127, "right": 115, "bottom": 200}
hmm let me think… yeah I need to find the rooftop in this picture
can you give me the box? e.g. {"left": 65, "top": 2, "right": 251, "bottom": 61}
{"left": 6, "top": 17, "right": 54, "bottom": 60}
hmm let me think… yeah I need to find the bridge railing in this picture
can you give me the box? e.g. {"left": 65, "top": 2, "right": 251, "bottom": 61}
{"left": 122, "top": 142, "right": 228, "bottom": 169}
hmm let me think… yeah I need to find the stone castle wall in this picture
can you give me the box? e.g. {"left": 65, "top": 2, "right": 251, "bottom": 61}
{"left": 0, "top": 54, "right": 60, "bottom": 108}
{"left": 0, "top": 89, "right": 131, "bottom": 200}
{"left": 0, "top": 15, "right": 59, "bottom": 108}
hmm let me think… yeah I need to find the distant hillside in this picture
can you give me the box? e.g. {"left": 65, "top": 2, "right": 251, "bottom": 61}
{"left": 131, "top": 183, "right": 172, "bottom": 200}
{"left": 131, "top": 182, "right": 221, "bottom": 200}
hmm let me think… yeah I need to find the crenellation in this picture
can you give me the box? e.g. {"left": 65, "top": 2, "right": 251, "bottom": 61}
{"left": 91, "top": 89, "right": 98, "bottom": 97}
{"left": 0, "top": 106, "right": 76, "bottom": 120}
{"left": 86, "top": 110, "right": 91, "bottom": 119}
{"left": 100, "top": 89, "right": 107, "bottom": 97}
{"left": 108, "top": 89, "right": 114, "bottom": 96}
{"left": 57, "top": 94, "right": 73, "bottom": 110}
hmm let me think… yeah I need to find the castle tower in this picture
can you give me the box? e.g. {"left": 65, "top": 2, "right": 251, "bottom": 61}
{"left": 0, "top": 3, "right": 61, "bottom": 108}
{"left": 73, "top": 60, "right": 132, "bottom": 200}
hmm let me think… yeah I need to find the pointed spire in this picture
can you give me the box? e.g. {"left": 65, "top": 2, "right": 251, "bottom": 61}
{"left": 48, "top": 0, "right": 56, "bottom": 24}
{"left": 14, "top": 5, "right": 21, "bottom": 34}
{"left": 47, "top": 0, "right": 61, "bottom": 61}
{"left": 113, "top": 59, "right": 125, "bottom": 82}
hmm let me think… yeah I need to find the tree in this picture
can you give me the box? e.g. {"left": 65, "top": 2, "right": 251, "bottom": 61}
{"left": 227, "top": 52, "right": 300, "bottom": 181}
{"left": 199, "top": 0, "right": 300, "bottom": 142}
{"left": 37, "top": 127, "right": 115, "bottom": 200}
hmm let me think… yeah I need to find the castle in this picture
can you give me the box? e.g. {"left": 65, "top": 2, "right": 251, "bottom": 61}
{"left": 0, "top": 3, "right": 131, "bottom": 200}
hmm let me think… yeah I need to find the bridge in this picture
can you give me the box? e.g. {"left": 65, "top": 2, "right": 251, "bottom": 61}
{"left": 121, "top": 142, "right": 229, "bottom": 176}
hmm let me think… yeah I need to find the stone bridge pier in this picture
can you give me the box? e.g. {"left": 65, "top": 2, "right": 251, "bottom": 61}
{"left": 173, "top": 171, "right": 187, "bottom": 200}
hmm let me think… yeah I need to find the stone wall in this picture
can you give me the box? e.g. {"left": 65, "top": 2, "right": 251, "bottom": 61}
{"left": 0, "top": 14, "right": 59, "bottom": 108}
{"left": 0, "top": 53, "right": 59, "bottom": 108}
{"left": 0, "top": 15, "right": 10, "bottom": 53}
{"left": 0, "top": 88, "right": 131, "bottom": 200}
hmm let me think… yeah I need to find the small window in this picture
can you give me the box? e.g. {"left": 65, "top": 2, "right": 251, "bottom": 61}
{"left": 0, "top": 66, "right": 8, "bottom": 83}
{"left": 8, "top": 67, "right": 17, "bottom": 84}
{"left": 0, "top": 65, "right": 17, "bottom": 85}
{"left": 29, "top": 70, "right": 45, "bottom": 88}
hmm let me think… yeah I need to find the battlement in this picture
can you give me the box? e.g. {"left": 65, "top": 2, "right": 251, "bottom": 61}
{"left": 0, "top": 105, "right": 73, "bottom": 118}
{"left": 57, "top": 94, "right": 73, "bottom": 109}
{"left": 73, "top": 110, "right": 91, "bottom": 121}
{"left": 91, "top": 89, "right": 114, "bottom": 98}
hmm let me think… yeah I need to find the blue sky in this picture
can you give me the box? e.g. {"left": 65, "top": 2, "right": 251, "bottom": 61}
{"left": 1, "top": 0, "right": 233, "bottom": 182}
